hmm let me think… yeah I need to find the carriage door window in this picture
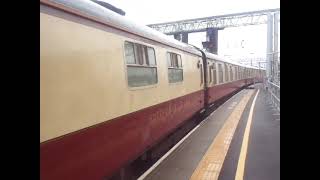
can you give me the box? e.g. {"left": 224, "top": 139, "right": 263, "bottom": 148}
{"left": 197, "top": 60, "right": 203, "bottom": 85}
{"left": 124, "top": 41, "right": 157, "bottom": 87}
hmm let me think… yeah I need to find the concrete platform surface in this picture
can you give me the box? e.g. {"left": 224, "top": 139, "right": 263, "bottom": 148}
{"left": 139, "top": 84, "right": 280, "bottom": 180}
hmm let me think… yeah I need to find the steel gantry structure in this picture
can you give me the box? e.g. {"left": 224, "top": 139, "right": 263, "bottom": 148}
{"left": 147, "top": 8, "right": 280, "bottom": 54}
{"left": 148, "top": 8, "right": 279, "bottom": 35}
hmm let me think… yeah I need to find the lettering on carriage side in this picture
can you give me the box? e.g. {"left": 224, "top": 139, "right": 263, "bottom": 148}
{"left": 147, "top": 95, "right": 198, "bottom": 124}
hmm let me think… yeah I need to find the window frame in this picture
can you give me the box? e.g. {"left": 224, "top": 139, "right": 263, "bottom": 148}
{"left": 211, "top": 62, "right": 217, "bottom": 85}
{"left": 230, "top": 65, "right": 233, "bottom": 81}
{"left": 224, "top": 64, "right": 229, "bottom": 82}
{"left": 218, "top": 63, "right": 224, "bottom": 84}
{"left": 123, "top": 41, "right": 158, "bottom": 89}
{"left": 235, "top": 66, "right": 238, "bottom": 80}
{"left": 167, "top": 51, "right": 183, "bottom": 84}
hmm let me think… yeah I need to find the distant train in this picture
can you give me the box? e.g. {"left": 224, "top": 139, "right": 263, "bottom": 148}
{"left": 40, "top": 0, "right": 265, "bottom": 180}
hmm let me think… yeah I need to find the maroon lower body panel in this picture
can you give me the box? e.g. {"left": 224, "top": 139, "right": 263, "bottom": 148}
{"left": 40, "top": 90, "right": 204, "bottom": 180}
{"left": 207, "top": 78, "right": 258, "bottom": 104}
{"left": 208, "top": 79, "right": 245, "bottom": 104}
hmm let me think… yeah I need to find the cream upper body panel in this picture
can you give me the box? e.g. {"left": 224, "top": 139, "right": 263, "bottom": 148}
{"left": 40, "top": 12, "right": 203, "bottom": 143}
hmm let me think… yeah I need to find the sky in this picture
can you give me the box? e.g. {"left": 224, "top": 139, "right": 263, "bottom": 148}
{"left": 99, "top": 0, "right": 279, "bottom": 64}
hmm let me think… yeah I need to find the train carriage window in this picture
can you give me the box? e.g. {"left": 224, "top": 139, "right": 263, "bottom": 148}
{"left": 237, "top": 67, "right": 239, "bottom": 79}
{"left": 241, "top": 67, "right": 243, "bottom": 79}
{"left": 235, "top": 66, "right": 238, "bottom": 80}
{"left": 124, "top": 42, "right": 135, "bottom": 64}
{"left": 212, "top": 63, "right": 217, "bottom": 85}
{"left": 218, "top": 64, "right": 223, "bottom": 84}
{"left": 177, "top": 55, "right": 182, "bottom": 67}
{"left": 243, "top": 68, "right": 245, "bottom": 78}
{"left": 230, "top": 66, "right": 233, "bottom": 81}
{"left": 147, "top": 47, "right": 156, "bottom": 66}
{"left": 245, "top": 68, "right": 247, "bottom": 78}
{"left": 127, "top": 67, "right": 157, "bottom": 87}
{"left": 224, "top": 64, "right": 229, "bottom": 82}
{"left": 243, "top": 68, "right": 245, "bottom": 79}
{"left": 167, "top": 53, "right": 171, "bottom": 66}
{"left": 134, "top": 44, "right": 144, "bottom": 65}
{"left": 168, "top": 69, "right": 183, "bottom": 83}
{"left": 167, "top": 52, "right": 183, "bottom": 83}
{"left": 124, "top": 41, "right": 158, "bottom": 87}
{"left": 208, "top": 63, "right": 212, "bottom": 84}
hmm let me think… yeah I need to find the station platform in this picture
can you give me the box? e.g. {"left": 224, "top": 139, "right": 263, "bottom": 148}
{"left": 138, "top": 84, "right": 280, "bottom": 180}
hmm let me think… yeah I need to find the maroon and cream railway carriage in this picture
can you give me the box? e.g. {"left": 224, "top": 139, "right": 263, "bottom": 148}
{"left": 40, "top": 0, "right": 264, "bottom": 179}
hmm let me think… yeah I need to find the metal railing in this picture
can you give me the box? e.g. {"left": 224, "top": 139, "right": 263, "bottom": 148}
{"left": 265, "top": 51, "right": 280, "bottom": 112}
{"left": 266, "top": 80, "right": 280, "bottom": 111}
{"left": 267, "top": 51, "right": 280, "bottom": 85}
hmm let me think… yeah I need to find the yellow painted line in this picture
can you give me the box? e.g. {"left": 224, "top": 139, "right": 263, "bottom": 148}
{"left": 235, "top": 89, "right": 260, "bottom": 180}
{"left": 190, "top": 90, "right": 255, "bottom": 180}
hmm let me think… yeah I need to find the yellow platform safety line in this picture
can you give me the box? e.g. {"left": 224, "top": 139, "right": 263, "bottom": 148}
{"left": 235, "top": 89, "right": 259, "bottom": 180}
{"left": 190, "top": 89, "right": 255, "bottom": 180}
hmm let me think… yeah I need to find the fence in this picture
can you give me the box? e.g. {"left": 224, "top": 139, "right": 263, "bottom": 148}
{"left": 265, "top": 80, "right": 280, "bottom": 111}
{"left": 265, "top": 51, "right": 280, "bottom": 112}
